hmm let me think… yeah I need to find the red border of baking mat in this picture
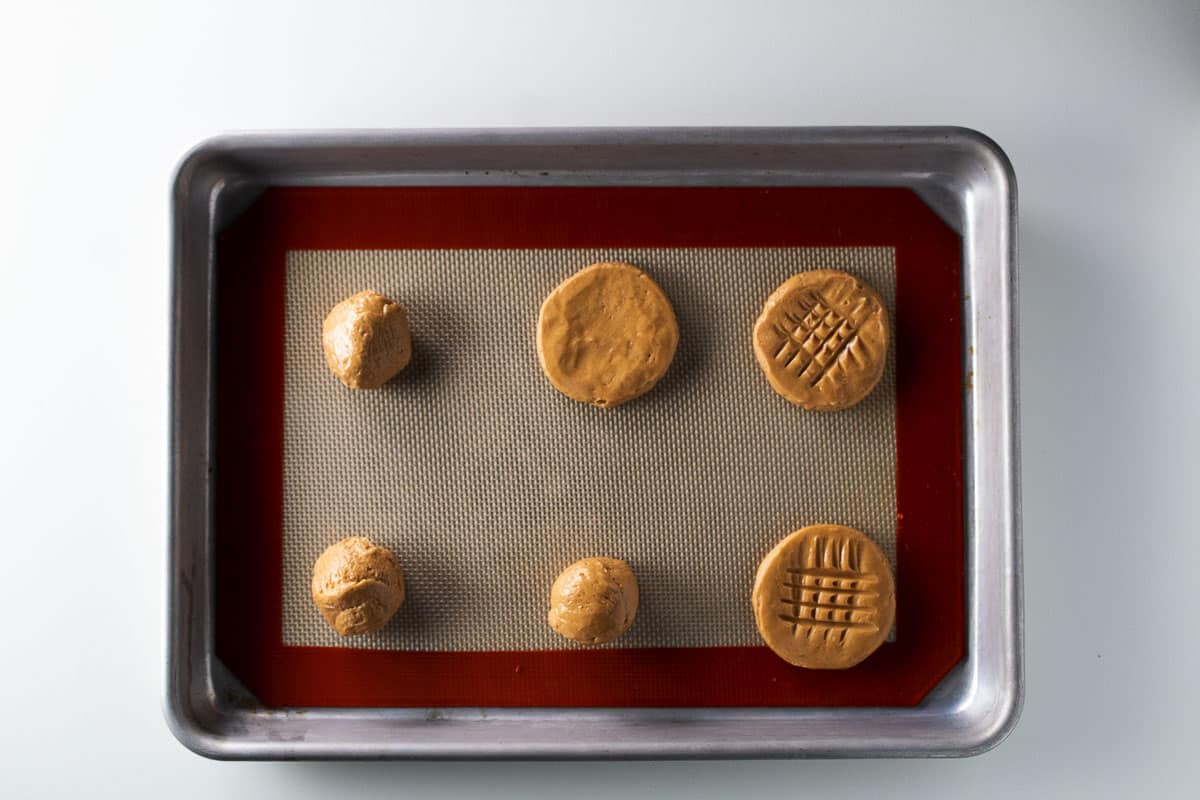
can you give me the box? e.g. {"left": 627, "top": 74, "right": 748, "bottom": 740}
{"left": 214, "top": 187, "right": 964, "bottom": 708}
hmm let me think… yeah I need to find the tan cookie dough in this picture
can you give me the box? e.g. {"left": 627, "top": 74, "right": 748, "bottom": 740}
{"left": 752, "top": 524, "right": 895, "bottom": 669}
{"left": 311, "top": 536, "right": 406, "bottom": 637}
{"left": 753, "top": 270, "right": 889, "bottom": 411}
{"left": 547, "top": 557, "right": 639, "bottom": 645}
{"left": 322, "top": 290, "right": 412, "bottom": 389}
{"left": 537, "top": 262, "right": 679, "bottom": 407}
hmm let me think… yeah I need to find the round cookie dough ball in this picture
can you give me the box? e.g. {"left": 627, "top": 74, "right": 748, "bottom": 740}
{"left": 311, "top": 536, "right": 406, "bottom": 637}
{"left": 537, "top": 262, "right": 679, "bottom": 407}
{"left": 547, "top": 557, "right": 639, "bottom": 645}
{"left": 322, "top": 290, "right": 412, "bottom": 389}
{"left": 752, "top": 270, "right": 889, "bottom": 411}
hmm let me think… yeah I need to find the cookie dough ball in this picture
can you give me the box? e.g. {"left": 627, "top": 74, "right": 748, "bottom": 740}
{"left": 322, "top": 290, "right": 412, "bottom": 389}
{"left": 311, "top": 536, "right": 406, "bottom": 637}
{"left": 753, "top": 270, "right": 889, "bottom": 411}
{"left": 752, "top": 524, "right": 895, "bottom": 669}
{"left": 537, "top": 262, "right": 679, "bottom": 407}
{"left": 547, "top": 557, "right": 639, "bottom": 645}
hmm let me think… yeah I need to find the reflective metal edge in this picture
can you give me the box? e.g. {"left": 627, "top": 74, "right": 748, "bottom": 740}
{"left": 166, "top": 127, "right": 1021, "bottom": 759}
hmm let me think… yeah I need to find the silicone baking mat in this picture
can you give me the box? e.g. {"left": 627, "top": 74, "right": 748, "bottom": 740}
{"left": 282, "top": 247, "right": 897, "bottom": 651}
{"left": 212, "top": 186, "right": 964, "bottom": 707}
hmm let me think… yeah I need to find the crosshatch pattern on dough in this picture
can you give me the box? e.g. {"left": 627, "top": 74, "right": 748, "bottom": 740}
{"left": 282, "top": 247, "right": 897, "bottom": 651}
{"left": 778, "top": 532, "right": 883, "bottom": 642}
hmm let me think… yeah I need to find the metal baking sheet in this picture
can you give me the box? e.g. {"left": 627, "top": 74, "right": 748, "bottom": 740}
{"left": 167, "top": 128, "right": 1022, "bottom": 759}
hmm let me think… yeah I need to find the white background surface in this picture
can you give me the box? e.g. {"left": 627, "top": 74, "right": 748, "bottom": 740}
{"left": 1, "top": 1, "right": 1197, "bottom": 796}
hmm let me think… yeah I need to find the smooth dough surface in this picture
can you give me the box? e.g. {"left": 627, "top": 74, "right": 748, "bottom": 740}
{"left": 311, "top": 536, "right": 406, "bottom": 636}
{"left": 322, "top": 290, "right": 412, "bottom": 390}
{"left": 752, "top": 524, "right": 895, "bottom": 669}
{"left": 753, "top": 270, "right": 889, "bottom": 411}
{"left": 537, "top": 262, "right": 679, "bottom": 407}
{"left": 547, "top": 557, "right": 639, "bottom": 644}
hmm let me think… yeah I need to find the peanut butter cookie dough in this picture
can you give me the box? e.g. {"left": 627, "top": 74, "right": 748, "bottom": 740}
{"left": 322, "top": 290, "right": 412, "bottom": 389}
{"left": 752, "top": 524, "right": 895, "bottom": 669}
{"left": 311, "top": 536, "right": 406, "bottom": 637}
{"left": 537, "top": 262, "right": 679, "bottom": 407}
{"left": 753, "top": 270, "right": 889, "bottom": 411}
{"left": 547, "top": 557, "right": 639, "bottom": 645}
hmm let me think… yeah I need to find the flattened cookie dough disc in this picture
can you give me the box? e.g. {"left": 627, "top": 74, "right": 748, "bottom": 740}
{"left": 752, "top": 524, "right": 895, "bottom": 669}
{"left": 547, "top": 557, "right": 639, "bottom": 644}
{"left": 753, "top": 270, "right": 889, "bottom": 411}
{"left": 537, "top": 262, "right": 679, "bottom": 407}
{"left": 322, "top": 290, "right": 412, "bottom": 390}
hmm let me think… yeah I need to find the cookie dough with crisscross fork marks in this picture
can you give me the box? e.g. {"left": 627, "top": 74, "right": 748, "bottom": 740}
{"left": 752, "top": 524, "right": 895, "bottom": 668}
{"left": 753, "top": 269, "right": 889, "bottom": 410}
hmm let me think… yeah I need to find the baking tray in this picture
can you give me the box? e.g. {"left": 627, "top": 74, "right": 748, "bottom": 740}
{"left": 166, "top": 127, "right": 1021, "bottom": 758}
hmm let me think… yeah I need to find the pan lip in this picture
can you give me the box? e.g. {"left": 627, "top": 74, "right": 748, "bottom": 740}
{"left": 165, "top": 126, "right": 1021, "bottom": 759}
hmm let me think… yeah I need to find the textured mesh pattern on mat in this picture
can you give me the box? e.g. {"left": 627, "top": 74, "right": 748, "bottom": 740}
{"left": 282, "top": 247, "right": 897, "bottom": 651}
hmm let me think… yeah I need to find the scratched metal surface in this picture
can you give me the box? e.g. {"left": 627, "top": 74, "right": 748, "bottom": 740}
{"left": 168, "top": 128, "right": 1020, "bottom": 758}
